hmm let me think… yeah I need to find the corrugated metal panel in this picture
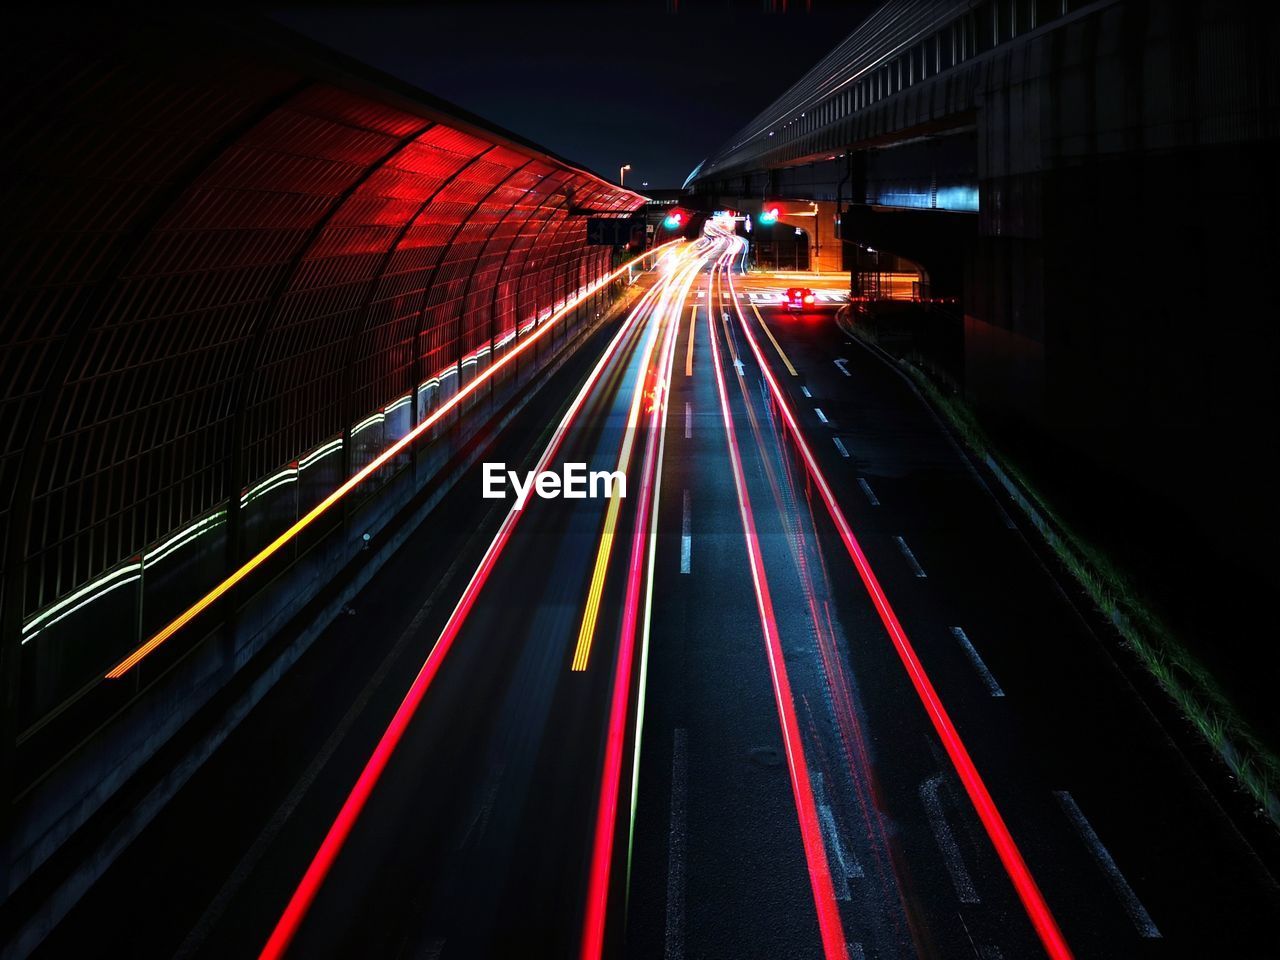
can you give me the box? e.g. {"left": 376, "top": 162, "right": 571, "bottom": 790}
{"left": 1, "top": 10, "right": 644, "bottom": 729}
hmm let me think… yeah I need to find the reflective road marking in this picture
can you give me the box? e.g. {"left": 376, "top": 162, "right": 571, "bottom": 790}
{"left": 895, "top": 536, "right": 927, "bottom": 578}
{"left": 1055, "top": 791, "right": 1161, "bottom": 938}
{"left": 950, "top": 627, "right": 1005, "bottom": 697}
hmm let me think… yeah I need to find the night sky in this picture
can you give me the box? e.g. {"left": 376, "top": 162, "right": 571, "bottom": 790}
{"left": 272, "top": 1, "right": 876, "bottom": 189}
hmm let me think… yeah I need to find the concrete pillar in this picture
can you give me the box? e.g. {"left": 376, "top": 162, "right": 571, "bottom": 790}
{"left": 769, "top": 200, "right": 845, "bottom": 273}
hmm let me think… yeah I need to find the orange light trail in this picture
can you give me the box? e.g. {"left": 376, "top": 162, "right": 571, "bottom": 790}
{"left": 106, "top": 240, "right": 683, "bottom": 680}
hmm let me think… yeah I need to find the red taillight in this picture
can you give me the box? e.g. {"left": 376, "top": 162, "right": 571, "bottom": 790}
{"left": 803, "top": 295, "right": 814, "bottom": 304}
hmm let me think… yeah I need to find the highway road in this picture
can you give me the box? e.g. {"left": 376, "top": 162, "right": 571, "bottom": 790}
{"left": 31, "top": 224, "right": 1280, "bottom": 959}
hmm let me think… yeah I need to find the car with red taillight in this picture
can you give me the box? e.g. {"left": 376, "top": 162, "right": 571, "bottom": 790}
{"left": 786, "top": 287, "right": 815, "bottom": 311}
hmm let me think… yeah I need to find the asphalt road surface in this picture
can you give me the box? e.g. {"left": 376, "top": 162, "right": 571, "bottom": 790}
{"left": 31, "top": 226, "right": 1280, "bottom": 960}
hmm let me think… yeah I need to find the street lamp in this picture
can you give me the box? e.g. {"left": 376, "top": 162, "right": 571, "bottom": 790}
{"left": 619, "top": 163, "right": 631, "bottom": 186}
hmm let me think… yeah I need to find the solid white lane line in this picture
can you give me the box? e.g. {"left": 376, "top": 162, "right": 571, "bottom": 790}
{"left": 857, "top": 478, "right": 879, "bottom": 506}
{"left": 680, "top": 491, "right": 692, "bottom": 574}
{"left": 801, "top": 386, "right": 812, "bottom": 398}
{"left": 1054, "top": 791, "right": 1161, "bottom": 938}
{"left": 921, "top": 775, "right": 979, "bottom": 904}
{"left": 950, "top": 627, "right": 1005, "bottom": 698}
{"left": 895, "top": 535, "right": 927, "bottom": 578}
{"left": 665, "top": 729, "right": 689, "bottom": 960}
{"left": 833, "top": 438, "right": 850, "bottom": 459}
{"left": 814, "top": 408, "right": 829, "bottom": 424}
{"left": 684, "top": 402, "right": 692, "bottom": 439}
{"left": 834, "top": 358, "right": 851, "bottom": 377}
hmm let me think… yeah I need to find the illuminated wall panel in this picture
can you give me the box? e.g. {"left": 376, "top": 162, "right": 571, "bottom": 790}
{"left": 0, "top": 11, "right": 644, "bottom": 735}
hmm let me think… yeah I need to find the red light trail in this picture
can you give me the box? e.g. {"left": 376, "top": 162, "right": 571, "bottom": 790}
{"left": 578, "top": 256, "right": 692, "bottom": 960}
{"left": 705, "top": 244, "right": 850, "bottom": 960}
{"left": 258, "top": 255, "right": 684, "bottom": 960}
{"left": 724, "top": 243, "right": 1074, "bottom": 960}
{"left": 716, "top": 252, "right": 915, "bottom": 947}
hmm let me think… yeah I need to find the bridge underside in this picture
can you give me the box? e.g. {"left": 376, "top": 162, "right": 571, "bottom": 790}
{"left": 691, "top": 1, "right": 1280, "bottom": 597}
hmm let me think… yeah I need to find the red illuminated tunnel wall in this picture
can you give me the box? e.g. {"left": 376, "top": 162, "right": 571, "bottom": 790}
{"left": 0, "top": 8, "right": 644, "bottom": 824}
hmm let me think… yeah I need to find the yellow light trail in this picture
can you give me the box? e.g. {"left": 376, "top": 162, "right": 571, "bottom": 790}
{"left": 571, "top": 305, "right": 666, "bottom": 673}
{"left": 684, "top": 304, "right": 696, "bottom": 377}
{"left": 750, "top": 301, "right": 797, "bottom": 376}
{"left": 106, "top": 240, "right": 684, "bottom": 680}
{"left": 572, "top": 505, "right": 628, "bottom": 673}
{"left": 571, "top": 254, "right": 707, "bottom": 672}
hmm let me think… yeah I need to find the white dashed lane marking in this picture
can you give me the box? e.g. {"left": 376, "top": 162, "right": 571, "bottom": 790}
{"left": 1055, "top": 791, "right": 1161, "bottom": 939}
{"left": 950, "top": 626, "right": 1005, "bottom": 697}
{"left": 895, "top": 535, "right": 927, "bottom": 578}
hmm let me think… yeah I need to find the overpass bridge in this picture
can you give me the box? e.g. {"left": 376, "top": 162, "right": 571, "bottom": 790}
{"left": 688, "top": 0, "right": 1280, "bottom": 738}
{"left": 689, "top": 0, "right": 1280, "bottom": 415}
